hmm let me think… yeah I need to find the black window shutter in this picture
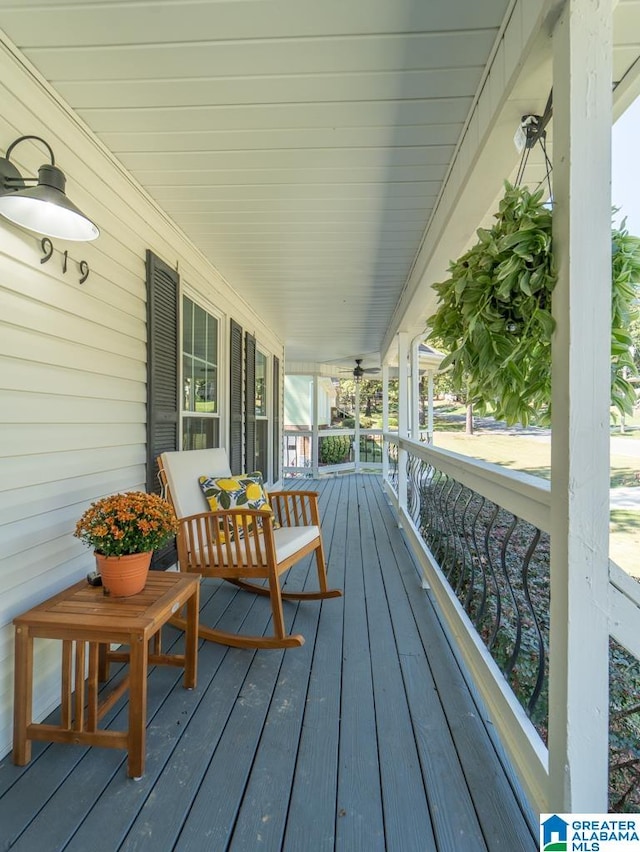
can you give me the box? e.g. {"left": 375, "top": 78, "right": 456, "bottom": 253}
{"left": 146, "top": 249, "right": 179, "bottom": 569}
{"left": 229, "top": 319, "right": 243, "bottom": 475}
{"left": 245, "top": 332, "right": 256, "bottom": 473}
{"left": 272, "top": 355, "right": 280, "bottom": 482}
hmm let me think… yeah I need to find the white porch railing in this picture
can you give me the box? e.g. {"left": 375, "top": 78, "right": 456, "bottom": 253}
{"left": 283, "top": 428, "right": 383, "bottom": 477}
{"left": 384, "top": 433, "right": 640, "bottom": 814}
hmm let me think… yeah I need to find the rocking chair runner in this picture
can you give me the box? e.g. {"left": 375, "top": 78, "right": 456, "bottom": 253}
{"left": 157, "top": 448, "right": 341, "bottom": 649}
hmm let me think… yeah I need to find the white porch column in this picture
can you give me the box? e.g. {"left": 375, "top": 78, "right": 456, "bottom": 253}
{"left": 427, "top": 371, "right": 434, "bottom": 443}
{"left": 411, "top": 339, "right": 421, "bottom": 439}
{"left": 382, "top": 363, "right": 390, "bottom": 481}
{"left": 312, "top": 374, "right": 320, "bottom": 478}
{"left": 549, "top": 0, "right": 612, "bottom": 811}
{"left": 397, "top": 332, "right": 409, "bottom": 515}
{"left": 354, "top": 379, "right": 361, "bottom": 471}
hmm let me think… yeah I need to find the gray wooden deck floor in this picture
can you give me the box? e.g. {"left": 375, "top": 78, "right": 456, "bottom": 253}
{"left": 0, "top": 474, "right": 537, "bottom": 851}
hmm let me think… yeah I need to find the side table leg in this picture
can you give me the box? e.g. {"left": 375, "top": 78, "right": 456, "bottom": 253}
{"left": 87, "top": 642, "right": 100, "bottom": 733}
{"left": 127, "top": 633, "right": 148, "bottom": 779}
{"left": 13, "top": 626, "right": 33, "bottom": 765}
{"left": 184, "top": 583, "right": 199, "bottom": 690}
{"left": 98, "top": 643, "right": 109, "bottom": 683}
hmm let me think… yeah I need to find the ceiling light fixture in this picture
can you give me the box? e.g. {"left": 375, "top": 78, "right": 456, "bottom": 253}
{"left": 0, "top": 135, "right": 99, "bottom": 241}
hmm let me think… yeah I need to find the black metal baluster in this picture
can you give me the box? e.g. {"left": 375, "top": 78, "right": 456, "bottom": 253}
{"left": 521, "top": 528, "right": 547, "bottom": 717}
{"left": 499, "top": 514, "right": 523, "bottom": 680}
{"left": 484, "top": 503, "right": 503, "bottom": 650}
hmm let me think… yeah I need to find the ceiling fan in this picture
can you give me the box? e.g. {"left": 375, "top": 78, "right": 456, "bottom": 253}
{"left": 341, "top": 359, "right": 380, "bottom": 382}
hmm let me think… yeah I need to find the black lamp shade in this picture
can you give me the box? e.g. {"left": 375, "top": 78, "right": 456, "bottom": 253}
{"left": 0, "top": 161, "right": 99, "bottom": 241}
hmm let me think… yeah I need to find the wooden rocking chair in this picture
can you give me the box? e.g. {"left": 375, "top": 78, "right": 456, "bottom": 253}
{"left": 158, "top": 448, "right": 341, "bottom": 649}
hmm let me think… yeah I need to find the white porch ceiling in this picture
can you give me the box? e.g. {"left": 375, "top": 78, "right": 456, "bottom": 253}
{"left": 1, "top": 0, "right": 640, "bottom": 371}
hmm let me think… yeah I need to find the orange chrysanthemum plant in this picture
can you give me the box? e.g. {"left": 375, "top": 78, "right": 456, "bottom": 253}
{"left": 74, "top": 491, "right": 178, "bottom": 557}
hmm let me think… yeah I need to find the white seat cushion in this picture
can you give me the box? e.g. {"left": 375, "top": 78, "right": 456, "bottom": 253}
{"left": 273, "top": 525, "right": 319, "bottom": 562}
{"left": 190, "top": 524, "right": 319, "bottom": 568}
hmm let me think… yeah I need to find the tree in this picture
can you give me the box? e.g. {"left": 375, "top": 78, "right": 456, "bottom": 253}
{"left": 333, "top": 377, "right": 398, "bottom": 429}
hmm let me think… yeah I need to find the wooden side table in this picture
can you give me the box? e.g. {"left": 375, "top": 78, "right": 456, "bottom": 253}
{"left": 13, "top": 571, "right": 200, "bottom": 779}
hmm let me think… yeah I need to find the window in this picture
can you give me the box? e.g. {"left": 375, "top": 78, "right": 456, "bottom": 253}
{"left": 255, "top": 349, "right": 269, "bottom": 476}
{"left": 182, "top": 296, "right": 220, "bottom": 450}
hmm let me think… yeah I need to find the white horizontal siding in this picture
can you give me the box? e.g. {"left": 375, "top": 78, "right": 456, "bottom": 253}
{"left": 0, "top": 36, "right": 285, "bottom": 761}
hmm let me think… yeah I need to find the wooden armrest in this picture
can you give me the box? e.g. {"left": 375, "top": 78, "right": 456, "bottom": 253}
{"left": 267, "top": 491, "right": 320, "bottom": 527}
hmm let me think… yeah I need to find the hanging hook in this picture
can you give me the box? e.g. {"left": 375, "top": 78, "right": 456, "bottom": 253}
{"left": 513, "top": 91, "right": 554, "bottom": 190}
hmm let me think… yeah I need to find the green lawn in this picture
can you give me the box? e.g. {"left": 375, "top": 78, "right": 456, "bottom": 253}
{"left": 610, "top": 405, "right": 640, "bottom": 436}
{"left": 432, "top": 429, "right": 640, "bottom": 484}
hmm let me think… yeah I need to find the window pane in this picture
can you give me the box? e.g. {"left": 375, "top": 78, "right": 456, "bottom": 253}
{"left": 206, "top": 366, "right": 218, "bottom": 413}
{"left": 183, "top": 354, "right": 194, "bottom": 411}
{"left": 182, "top": 299, "right": 218, "bottom": 417}
{"left": 192, "top": 359, "right": 207, "bottom": 412}
{"left": 256, "top": 419, "right": 268, "bottom": 475}
{"left": 193, "top": 303, "right": 207, "bottom": 361}
{"left": 256, "top": 351, "right": 267, "bottom": 417}
{"left": 193, "top": 363, "right": 217, "bottom": 413}
{"left": 207, "top": 314, "right": 218, "bottom": 364}
{"left": 183, "top": 297, "right": 193, "bottom": 354}
{"left": 182, "top": 417, "right": 220, "bottom": 451}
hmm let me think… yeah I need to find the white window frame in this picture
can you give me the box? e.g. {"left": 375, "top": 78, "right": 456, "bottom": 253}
{"left": 180, "top": 290, "right": 222, "bottom": 450}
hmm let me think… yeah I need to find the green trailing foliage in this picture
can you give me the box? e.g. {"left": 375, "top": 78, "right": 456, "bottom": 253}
{"left": 427, "top": 182, "right": 640, "bottom": 426}
{"left": 611, "top": 223, "right": 640, "bottom": 415}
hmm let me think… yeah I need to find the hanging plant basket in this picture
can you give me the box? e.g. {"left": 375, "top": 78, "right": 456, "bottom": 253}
{"left": 427, "top": 181, "right": 640, "bottom": 426}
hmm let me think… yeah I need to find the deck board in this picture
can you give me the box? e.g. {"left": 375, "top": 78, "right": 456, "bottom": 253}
{"left": 335, "top": 476, "right": 386, "bottom": 851}
{"left": 363, "top": 476, "right": 487, "bottom": 851}
{"left": 0, "top": 474, "right": 537, "bottom": 852}
{"left": 359, "top": 476, "right": 436, "bottom": 851}
{"left": 282, "top": 477, "right": 347, "bottom": 852}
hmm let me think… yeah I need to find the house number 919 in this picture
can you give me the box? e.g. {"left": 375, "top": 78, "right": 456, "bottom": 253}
{"left": 40, "top": 237, "right": 90, "bottom": 284}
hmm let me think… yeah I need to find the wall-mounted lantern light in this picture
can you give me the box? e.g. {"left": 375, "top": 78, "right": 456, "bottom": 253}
{"left": 0, "top": 135, "right": 99, "bottom": 241}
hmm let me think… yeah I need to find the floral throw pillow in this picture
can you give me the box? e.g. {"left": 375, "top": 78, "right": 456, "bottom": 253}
{"left": 198, "top": 471, "right": 270, "bottom": 513}
{"left": 198, "top": 472, "right": 276, "bottom": 542}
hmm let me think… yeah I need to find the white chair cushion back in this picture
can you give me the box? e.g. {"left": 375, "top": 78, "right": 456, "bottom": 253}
{"left": 161, "top": 448, "right": 231, "bottom": 519}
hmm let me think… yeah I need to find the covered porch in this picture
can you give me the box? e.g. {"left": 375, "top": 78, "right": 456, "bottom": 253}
{"left": 1, "top": 0, "right": 640, "bottom": 833}
{"left": 0, "top": 475, "right": 536, "bottom": 851}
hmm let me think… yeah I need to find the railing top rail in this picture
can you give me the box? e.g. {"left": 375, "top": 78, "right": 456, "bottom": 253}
{"left": 610, "top": 559, "right": 640, "bottom": 606}
{"left": 386, "top": 432, "right": 551, "bottom": 533}
{"left": 285, "top": 428, "right": 384, "bottom": 437}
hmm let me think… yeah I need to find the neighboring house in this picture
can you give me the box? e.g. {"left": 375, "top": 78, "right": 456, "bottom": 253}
{"left": 284, "top": 374, "right": 336, "bottom": 430}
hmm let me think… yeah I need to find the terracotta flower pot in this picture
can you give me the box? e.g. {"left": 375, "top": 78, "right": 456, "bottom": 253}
{"left": 95, "top": 551, "right": 152, "bottom": 597}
